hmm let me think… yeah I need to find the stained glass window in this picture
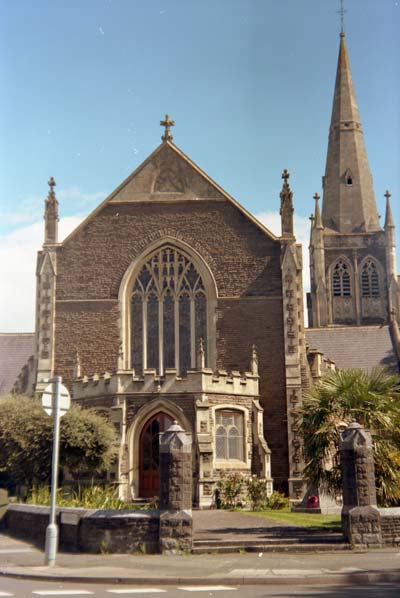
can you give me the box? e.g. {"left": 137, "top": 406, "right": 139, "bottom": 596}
{"left": 130, "top": 246, "right": 208, "bottom": 375}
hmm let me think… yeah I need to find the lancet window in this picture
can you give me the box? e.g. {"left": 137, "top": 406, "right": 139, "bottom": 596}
{"left": 361, "top": 258, "right": 380, "bottom": 297}
{"left": 215, "top": 410, "right": 244, "bottom": 461}
{"left": 130, "top": 246, "right": 207, "bottom": 376}
{"left": 332, "top": 259, "right": 351, "bottom": 297}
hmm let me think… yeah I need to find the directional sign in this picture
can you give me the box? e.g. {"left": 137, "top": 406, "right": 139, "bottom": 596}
{"left": 42, "top": 382, "right": 71, "bottom": 417}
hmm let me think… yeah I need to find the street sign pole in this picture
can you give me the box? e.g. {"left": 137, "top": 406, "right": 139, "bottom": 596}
{"left": 44, "top": 376, "right": 62, "bottom": 567}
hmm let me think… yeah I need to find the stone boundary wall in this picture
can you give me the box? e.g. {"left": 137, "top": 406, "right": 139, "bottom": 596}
{"left": 3, "top": 504, "right": 160, "bottom": 554}
{"left": 379, "top": 508, "right": 400, "bottom": 546}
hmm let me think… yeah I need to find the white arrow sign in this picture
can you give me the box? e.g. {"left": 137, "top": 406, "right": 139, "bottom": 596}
{"left": 42, "top": 382, "right": 71, "bottom": 417}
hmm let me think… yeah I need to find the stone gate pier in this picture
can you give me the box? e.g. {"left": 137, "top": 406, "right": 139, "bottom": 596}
{"left": 340, "top": 422, "right": 382, "bottom": 548}
{"left": 158, "top": 421, "right": 193, "bottom": 554}
{"left": 340, "top": 423, "right": 400, "bottom": 547}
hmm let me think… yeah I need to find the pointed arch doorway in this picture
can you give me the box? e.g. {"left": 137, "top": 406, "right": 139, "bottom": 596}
{"left": 139, "top": 412, "right": 173, "bottom": 498}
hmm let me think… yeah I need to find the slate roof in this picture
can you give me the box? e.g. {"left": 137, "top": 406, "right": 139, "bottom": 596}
{"left": 0, "top": 333, "right": 35, "bottom": 396}
{"left": 305, "top": 325, "right": 398, "bottom": 373}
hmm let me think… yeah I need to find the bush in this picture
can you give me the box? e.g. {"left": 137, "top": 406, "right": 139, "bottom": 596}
{"left": 264, "top": 491, "right": 289, "bottom": 510}
{"left": 216, "top": 474, "right": 286, "bottom": 511}
{"left": 26, "top": 484, "right": 136, "bottom": 510}
{"left": 216, "top": 472, "right": 246, "bottom": 509}
{"left": 0, "top": 396, "right": 118, "bottom": 489}
{"left": 245, "top": 476, "right": 271, "bottom": 511}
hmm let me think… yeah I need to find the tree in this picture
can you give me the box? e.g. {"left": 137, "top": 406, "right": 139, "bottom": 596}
{"left": 0, "top": 395, "right": 117, "bottom": 489}
{"left": 300, "top": 368, "right": 400, "bottom": 506}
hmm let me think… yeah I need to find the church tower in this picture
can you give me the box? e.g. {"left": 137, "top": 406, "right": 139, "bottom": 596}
{"left": 308, "top": 31, "right": 399, "bottom": 328}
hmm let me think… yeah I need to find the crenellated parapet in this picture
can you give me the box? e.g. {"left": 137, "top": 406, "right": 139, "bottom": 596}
{"left": 73, "top": 365, "right": 259, "bottom": 401}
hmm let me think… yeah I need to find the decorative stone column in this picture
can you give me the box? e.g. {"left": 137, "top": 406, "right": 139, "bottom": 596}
{"left": 158, "top": 421, "right": 193, "bottom": 554}
{"left": 340, "top": 422, "right": 382, "bottom": 547}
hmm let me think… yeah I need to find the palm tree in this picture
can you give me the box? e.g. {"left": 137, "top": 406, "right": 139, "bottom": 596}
{"left": 299, "top": 368, "right": 400, "bottom": 506}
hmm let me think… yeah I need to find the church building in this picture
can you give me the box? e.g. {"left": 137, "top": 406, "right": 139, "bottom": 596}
{"left": 33, "top": 117, "right": 308, "bottom": 506}
{"left": 2, "top": 28, "right": 398, "bottom": 506}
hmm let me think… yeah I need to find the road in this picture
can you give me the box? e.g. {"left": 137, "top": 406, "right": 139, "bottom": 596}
{"left": 1, "top": 578, "right": 399, "bottom": 598}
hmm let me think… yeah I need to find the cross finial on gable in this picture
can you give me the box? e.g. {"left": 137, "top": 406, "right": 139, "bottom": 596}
{"left": 337, "top": 0, "right": 347, "bottom": 36}
{"left": 48, "top": 177, "right": 56, "bottom": 192}
{"left": 384, "top": 190, "right": 391, "bottom": 201}
{"left": 160, "top": 114, "right": 175, "bottom": 142}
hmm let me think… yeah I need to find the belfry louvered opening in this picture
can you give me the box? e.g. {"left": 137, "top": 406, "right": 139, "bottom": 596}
{"left": 361, "top": 258, "right": 380, "bottom": 297}
{"left": 332, "top": 259, "right": 352, "bottom": 297}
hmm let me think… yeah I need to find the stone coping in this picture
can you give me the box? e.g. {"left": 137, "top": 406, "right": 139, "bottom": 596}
{"left": 6, "top": 503, "right": 159, "bottom": 519}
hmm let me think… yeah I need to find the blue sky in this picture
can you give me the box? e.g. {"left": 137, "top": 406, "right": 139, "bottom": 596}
{"left": 0, "top": 0, "right": 399, "bottom": 331}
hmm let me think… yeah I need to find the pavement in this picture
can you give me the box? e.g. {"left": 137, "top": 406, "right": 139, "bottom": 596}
{"left": 1, "top": 511, "right": 400, "bottom": 587}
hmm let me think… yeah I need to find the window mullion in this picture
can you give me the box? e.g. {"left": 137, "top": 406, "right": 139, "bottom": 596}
{"left": 190, "top": 296, "right": 195, "bottom": 369}
{"left": 159, "top": 297, "right": 164, "bottom": 376}
{"left": 174, "top": 296, "right": 180, "bottom": 373}
{"left": 142, "top": 299, "right": 148, "bottom": 370}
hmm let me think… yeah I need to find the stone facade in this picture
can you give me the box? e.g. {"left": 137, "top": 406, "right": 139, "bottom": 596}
{"left": 32, "top": 137, "right": 303, "bottom": 504}
{"left": 72, "top": 360, "right": 272, "bottom": 507}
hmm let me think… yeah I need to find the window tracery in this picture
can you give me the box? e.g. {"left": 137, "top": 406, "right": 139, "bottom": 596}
{"left": 215, "top": 410, "right": 244, "bottom": 461}
{"left": 130, "top": 246, "right": 207, "bottom": 375}
{"left": 361, "top": 258, "right": 380, "bottom": 297}
{"left": 332, "top": 259, "right": 351, "bottom": 297}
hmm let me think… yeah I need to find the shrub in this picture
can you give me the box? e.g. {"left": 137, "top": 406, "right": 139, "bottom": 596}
{"left": 245, "top": 476, "right": 271, "bottom": 511}
{"left": 216, "top": 472, "right": 246, "bottom": 509}
{"left": 26, "top": 484, "right": 136, "bottom": 510}
{"left": 0, "top": 396, "right": 118, "bottom": 489}
{"left": 264, "top": 491, "right": 288, "bottom": 510}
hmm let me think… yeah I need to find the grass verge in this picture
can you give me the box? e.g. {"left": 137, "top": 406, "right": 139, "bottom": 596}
{"left": 245, "top": 509, "right": 341, "bottom": 531}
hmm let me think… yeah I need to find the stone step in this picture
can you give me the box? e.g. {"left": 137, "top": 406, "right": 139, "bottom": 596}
{"left": 194, "top": 534, "right": 346, "bottom": 547}
{"left": 192, "top": 542, "right": 351, "bottom": 554}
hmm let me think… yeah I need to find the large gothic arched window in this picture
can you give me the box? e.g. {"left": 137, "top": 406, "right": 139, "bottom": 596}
{"left": 332, "top": 259, "right": 351, "bottom": 297}
{"left": 130, "top": 246, "right": 208, "bottom": 376}
{"left": 361, "top": 258, "right": 380, "bottom": 297}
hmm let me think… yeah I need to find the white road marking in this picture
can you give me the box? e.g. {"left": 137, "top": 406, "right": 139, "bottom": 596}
{"left": 107, "top": 591, "right": 167, "bottom": 594}
{"left": 178, "top": 586, "right": 237, "bottom": 592}
{"left": 0, "top": 548, "right": 33, "bottom": 553}
{"left": 0, "top": 592, "right": 14, "bottom": 597}
{"left": 32, "top": 592, "right": 94, "bottom": 596}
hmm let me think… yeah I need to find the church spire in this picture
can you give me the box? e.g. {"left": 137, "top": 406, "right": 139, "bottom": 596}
{"left": 44, "top": 177, "right": 59, "bottom": 244}
{"left": 321, "top": 32, "right": 380, "bottom": 233}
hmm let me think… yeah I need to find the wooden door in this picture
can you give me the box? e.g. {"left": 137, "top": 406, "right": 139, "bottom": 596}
{"left": 139, "top": 412, "right": 173, "bottom": 498}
